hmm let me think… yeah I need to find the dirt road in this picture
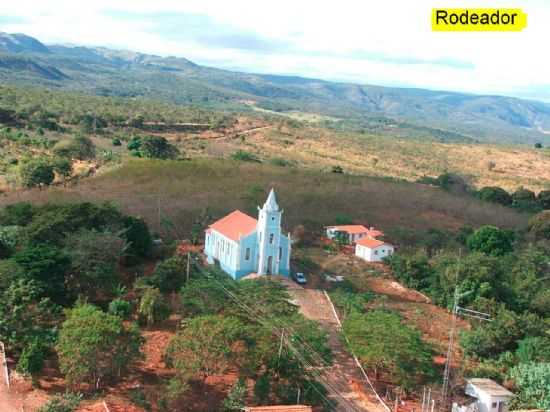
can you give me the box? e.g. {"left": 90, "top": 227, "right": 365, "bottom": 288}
{"left": 286, "top": 283, "right": 386, "bottom": 412}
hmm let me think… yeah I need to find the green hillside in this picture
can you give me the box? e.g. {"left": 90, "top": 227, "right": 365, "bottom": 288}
{"left": 0, "top": 158, "right": 527, "bottom": 244}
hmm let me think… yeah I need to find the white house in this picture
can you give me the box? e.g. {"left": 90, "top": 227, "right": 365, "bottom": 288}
{"left": 204, "top": 189, "right": 291, "bottom": 280}
{"left": 355, "top": 237, "right": 394, "bottom": 262}
{"left": 453, "top": 379, "right": 514, "bottom": 412}
{"left": 325, "top": 225, "right": 384, "bottom": 244}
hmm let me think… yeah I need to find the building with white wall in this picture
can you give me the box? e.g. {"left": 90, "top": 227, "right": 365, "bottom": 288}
{"left": 204, "top": 189, "right": 291, "bottom": 279}
{"left": 355, "top": 237, "right": 394, "bottom": 262}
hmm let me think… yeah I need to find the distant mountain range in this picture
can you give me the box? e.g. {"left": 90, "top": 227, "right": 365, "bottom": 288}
{"left": 1, "top": 31, "right": 550, "bottom": 145}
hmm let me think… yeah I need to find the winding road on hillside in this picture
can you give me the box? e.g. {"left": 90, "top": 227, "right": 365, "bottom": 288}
{"left": 284, "top": 281, "right": 387, "bottom": 412}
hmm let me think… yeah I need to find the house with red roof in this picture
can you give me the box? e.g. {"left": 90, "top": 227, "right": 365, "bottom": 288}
{"left": 325, "top": 224, "right": 384, "bottom": 244}
{"left": 355, "top": 237, "right": 394, "bottom": 262}
{"left": 204, "top": 189, "right": 291, "bottom": 279}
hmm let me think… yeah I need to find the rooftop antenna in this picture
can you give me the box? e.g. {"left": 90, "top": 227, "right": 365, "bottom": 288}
{"left": 441, "top": 250, "right": 492, "bottom": 411}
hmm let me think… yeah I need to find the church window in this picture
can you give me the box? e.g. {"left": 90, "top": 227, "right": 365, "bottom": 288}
{"left": 245, "top": 248, "right": 250, "bottom": 260}
{"left": 279, "top": 247, "right": 282, "bottom": 260}
{"left": 269, "top": 233, "right": 274, "bottom": 244}
{"left": 272, "top": 216, "right": 275, "bottom": 221}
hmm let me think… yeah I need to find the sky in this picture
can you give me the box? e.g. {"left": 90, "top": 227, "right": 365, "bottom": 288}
{"left": 2, "top": 0, "right": 550, "bottom": 101}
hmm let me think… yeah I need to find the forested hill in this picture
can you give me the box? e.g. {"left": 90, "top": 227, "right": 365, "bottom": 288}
{"left": 2, "top": 31, "right": 550, "bottom": 145}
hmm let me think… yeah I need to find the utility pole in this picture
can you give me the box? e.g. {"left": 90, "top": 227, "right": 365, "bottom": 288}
{"left": 441, "top": 253, "right": 492, "bottom": 411}
{"left": 186, "top": 252, "right": 191, "bottom": 282}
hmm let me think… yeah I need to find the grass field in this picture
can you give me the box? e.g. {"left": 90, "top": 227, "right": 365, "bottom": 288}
{"left": 0, "top": 158, "right": 527, "bottom": 241}
{"left": 194, "top": 124, "right": 550, "bottom": 193}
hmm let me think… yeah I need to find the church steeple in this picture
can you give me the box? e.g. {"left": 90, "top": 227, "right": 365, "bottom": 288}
{"left": 257, "top": 189, "right": 282, "bottom": 275}
{"left": 263, "top": 188, "right": 279, "bottom": 212}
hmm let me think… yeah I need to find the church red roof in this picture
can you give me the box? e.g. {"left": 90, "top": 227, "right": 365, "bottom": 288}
{"left": 207, "top": 210, "right": 258, "bottom": 241}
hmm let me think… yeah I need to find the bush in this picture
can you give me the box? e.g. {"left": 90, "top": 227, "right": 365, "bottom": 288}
{"left": 38, "top": 393, "right": 82, "bottom": 412}
{"left": 512, "top": 188, "right": 540, "bottom": 212}
{"left": 17, "top": 339, "right": 47, "bottom": 379}
{"left": 138, "top": 287, "right": 170, "bottom": 326}
{"left": 537, "top": 190, "right": 550, "bottom": 209}
{"left": 19, "top": 158, "right": 55, "bottom": 188}
{"left": 53, "top": 136, "right": 95, "bottom": 160}
{"left": 478, "top": 186, "right": 512, "bottom": 206}
{"left": 112, "top": 138, "right": 122, "bottom": 146}
{"left": 231, "top": 150, "right": 260, "bottom": 162}
{"left": 141, "top": 136, "right": 179, "bottom": 159}
{"left": 466, "top": 226, "right": 514, "bottom": 256}
{"left": 108, "top": 298, "right": 132, "bottom": 319}
{"left": 527, "top": 211, "right": 550, "bottom": 240}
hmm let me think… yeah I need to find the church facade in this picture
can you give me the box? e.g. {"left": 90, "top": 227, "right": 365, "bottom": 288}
{"left": 204, "top": 189, "right": 291, "bottom": 279}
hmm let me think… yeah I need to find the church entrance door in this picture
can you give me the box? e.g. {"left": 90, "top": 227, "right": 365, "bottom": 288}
{"left": 267, "top": 256, "right": 273, "bottom": 275}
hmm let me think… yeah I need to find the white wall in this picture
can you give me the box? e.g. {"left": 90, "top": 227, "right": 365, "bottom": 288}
{"left": 355, "top": 244, "right": 394, "bottom": 262}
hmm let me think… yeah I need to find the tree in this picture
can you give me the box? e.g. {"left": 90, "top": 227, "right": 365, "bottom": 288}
{"left": 512, "top": 188, "right": 540, "bottom": 212}
{"left": 165, "top": 315, "right": 246, "bottom": 385}
{"left": 508, "top": 363, "right": 550, "bottom": 410}
{"left": 64, "top": 229, "right": 126, "bottom": 301}
{"left": 342, "top": 310, "right": 434, "bottom": 390}
{"left": 17, "top": 339, "right": 47, "bottom": 383}
{"left": 19, "top": 158, "right": 55, "bottom": 188}
{"left": 477, "top": 187, "right": 512, "bottom": 206}
{"left": 56, "top": 304, "right": 143, "bottom": 389}
{"left": 53, "top": 136, "right": 95, "bottom": 160}
{"left": 140, "top": 136, "right": 179, "bottom": 159}
{"left": 223, "top": 378, "right": 247, "bottom": 411}
{"left": 122, "top": 215, "right": 152, "bottom": 259}
{"left": 138, "top": 287, "right": 170, "bottom": 326}
{"left": 146, "top": 255, "right": 187, "bottom": 293}
{"left": 13, "top": 245, "right": 70, "bottom": 304}
{"left": 534, "top": 142, "right": 543, "bottom": 149}
{"left": 108, "top": 298, "right": 132, "bottom": 319}
{"left": 528, "top": 211, "right": 550, "bottom": 240}
{"left": 537, "top": 190, "right": 550, "bottom": 210}
{"left": 52, "top": 157, "right": 72, "bottom": 184}
{"left": 516, "top": 337, "right": 550, "bottom": 363}
{"left": 467, "top": 226, "right": 514, "bottom": 256}
{"left": 0, "top": 202, "right": 35, "bottom": 226}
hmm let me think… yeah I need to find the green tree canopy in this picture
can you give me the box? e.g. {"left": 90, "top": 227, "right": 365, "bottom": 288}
{"left": 343, "top": 310, "right": 434, "bottom": 390}
{"left": 19, "top": 158, "right": 55, "bottom": 188}
{"left": 466, "top": 225, "right": 514, "bottom": 256}
{"left": 478, "top": 186, "right": 512, "bottom": 206}
{"left": 56, "top": 304, "right": 143, "bottom": 389}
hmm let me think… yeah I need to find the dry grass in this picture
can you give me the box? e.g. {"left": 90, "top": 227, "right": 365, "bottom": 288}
{"left": 0, "top": 158, "right": 527, "bottom": 239}
{"left": 181, "top": 124, "right": 550, "bottom": 193}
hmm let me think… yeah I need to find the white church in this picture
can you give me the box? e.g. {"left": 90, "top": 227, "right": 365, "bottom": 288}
{"left": 204, "top": 189, "right": 291, "bottom": 280}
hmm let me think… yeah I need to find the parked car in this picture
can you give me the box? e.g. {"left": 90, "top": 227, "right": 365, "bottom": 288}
{"left": 293, "top": 272, "right": 307, "bottom": 284}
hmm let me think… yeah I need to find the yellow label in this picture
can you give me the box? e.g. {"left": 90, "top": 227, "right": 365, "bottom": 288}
{"left": 432, "top": 8, "right": 527, "bottom": 31}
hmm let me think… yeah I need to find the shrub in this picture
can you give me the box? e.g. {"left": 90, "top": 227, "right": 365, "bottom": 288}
{"left": 108, "top": 298, "right": 132, "bottom": 319}
{"left": 19, "top": 158, "right": 55, "bottom": 188}
{"left": 512, "top": 188, "right": 540, "bottom": 212}
{"left": 478, "top": 186, "right": 512, "bottom": 206}
{"left": 138, "top": 287, "right": 170, "bottom": 326}
{"left": 141, "top": 136, "right": 179, "bottom": 159}
{"left": 112, "top": 138, "right": 122, "bottom": 146}
{"left": 466, "top": 225, "right": 514, "bottom": 256}
{"left": 53, "top": 136, "right": 95, "bottom": 160}
{"left": 527, "top": 211, "right": 550, "bottom": 240}
{"left": 38, "top": 392, "right": 82, "bottom": 412}
{"left": 537, "top": 190, "right": 550, "bottom": 210}
{"left": 17, "top": 339, "right": 47, "bottom": 379}
{"left": 231, "top": 150, "right": 260, "bottom": 162}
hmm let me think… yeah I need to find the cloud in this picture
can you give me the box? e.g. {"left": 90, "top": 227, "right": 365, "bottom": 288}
{"left": 1, "top": 0, "right": 550, "bottom": 100}
{"left": 0, "top": 16, "right": 27, "bottom": 25}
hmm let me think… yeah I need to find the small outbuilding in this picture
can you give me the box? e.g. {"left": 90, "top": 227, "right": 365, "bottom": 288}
{"left": 325, "top": 225, "right": 383, "bottom": 244}
{"left": 355, "top": 237, "right": 394, "bottom": 262}
{"left": 244, "top": 406, "right": 313, "bottom": 412}
{"left": 454, "top": 379, "right": 514, "bottom": 412}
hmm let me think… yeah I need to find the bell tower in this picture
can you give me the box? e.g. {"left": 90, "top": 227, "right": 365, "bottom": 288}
{"left": 257, "top": 189, "right": 282, "bottom": 275}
